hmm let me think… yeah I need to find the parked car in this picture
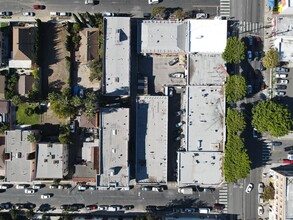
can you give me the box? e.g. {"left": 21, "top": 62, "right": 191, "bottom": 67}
{"left": 16, "top": 184, "right": 29, "bottom": 189}
{"left": 248, "top": 36, "right": 254, "bottom": 46}
{"left": 103, "top": 12, "right": 115, "bottom": 16}
{"left": 196, "top": 13, "right": 209, "bottom": 19}
{"left": 277, "top": 79, "right": 289, "bottom": 84}
{"left": 247, "top": 85, "right": 252, "bottom": 94}
{"left": 258, "top": 182, "right": 265, "bottom": 193}
{"left": 49, "top": 184, "right": 58, "bottom": 189}
{"left": 168, "top": 57, "right": 179, "bottom": 66}
{"left": 60, "top": 204, "right": 70, "bottom": 210}
{"left": 176, "top": 109, "right": 186, "bottom": 116}
{"left": 78, "top": 185, "right": 88, "bottom": 191}
{"left": 175, "top": 121, "right": 184, "bottom": 128}
{"left": 97, "top": 205, "right": 109, "bottom": 210}
{"left": 60, "top": 12, "right": 72, "bottom": 16}
{"left": 41, "top": 193, "right": 52, "bottom": 199}
{"left": 70, "top": 120, "right": 77, "bottom": 133}
{"left": 124, "top": 205, "right": 134, "bottom": 210}
{"left": 143, "top": 12, "right": 151, "bottom": 18}
{"left": 247, "top": 51, "right": 253, "bottom": 61}
{"left": 148, "top": 0, "right": 159, "bottom": 4}
{"left": 23, "top": 12, "right": 35, "bottom": 16}
{"left": 253, "top": 128, "right": 259, "bottom": 138}
{"left": 213, "top": 203, "right": 225, "bottom": 211}
{"left": 141, "top": 186, "right": 152, "bottom": 191}
{"left": 275, "top": 91, "right": 286, "bottom": 96}
{"left": 0, "top": 184, "right": 10, "bottom": 189}
{"left": 63, "top": 184, "right": 72, "bottom": 189}
{"left": 275, "top": 73, "right": 288, "bottom": 78}
{"left": 275, "top": 85, "right": 287, "bottom": 90}
{"left": 24, "top": 188, "right": 36, "bottom": 194}
{"left": 258, "top": 194, "right": 264, "bottom": 204}
{"left": 275, "top": 67, "right": 290, "bottom": 72}
{"left": 245, "top": 183, "right": 253, "bottom": 193}
{"left": 259, "top": 62, "right": 265, "bottom": 71}
{"left": 86, "top": 204, "right": 97, "bottom": 210}
{"left": 79, "top": 88, "right": 84, "bottom": 98}
{"left": 169, "top": 72, "right": 185, "bottom": 78}
{"left": 0, "top": 203, "right": 12, "bottom": 209}
{"left": 258, "top": 205, "right": 264, "bottom": 215}
{"left": 88, "top": 185, "right": 96, "bottom": 190}
{"left": 33, "top": 5, "right": 46, "bottom": 10}
{"left": 0, "top": 11, "right": 12, "bottom": 16}
{"left": 203, "top": 187, "right": 215, "bottom": 193}
{"left": 272, "top": 141, "right": 282, "bottom": 146}
{"left": 32, "top": 184, "right": 43, "bottom": 189}
{"left": 169, "top": 87, "right": 174, "bottom": 97}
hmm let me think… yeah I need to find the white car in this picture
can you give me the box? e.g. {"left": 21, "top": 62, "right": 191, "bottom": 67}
{"left": 258, "top": 182, "right": 265, "bottom": 194}
{"left": 169, "top": 72, "right": 185, "bottom": 78}
{"left": 78, "top": 185, "right": 88, "bottom": 191}
{"left": 275, "top": 91, "right": 286, "bottom": 96}
{"left": 277, "top": 79, "right": 288, "bottom": 84}
{"left": 41, "top": 194, "right": 52, "bottom": 199}
{"left": 196, "top": 13, "right": 209, "bottom": 19}
{"left": 32, "top": 184, "right": 42, "bottom": 189}
{"left": 23, "top": 12, "right": 35, "bottom": 16}
{"left": 148, "top": 0, "right": 159, "bottom": 4}
{"left": 0, "top": 185, "right": 8, "bottom": 189}
{"left": 275, "top": 73, "right": 287, "bottom": 78}
{"left": 25, "top": 188, "right": 36, "bottom": 194}
{"left": 258, "top": 205, "right": 264, "bottom": 215}
{"left": 245, "top": 183, "right": 253, "bottom": 193}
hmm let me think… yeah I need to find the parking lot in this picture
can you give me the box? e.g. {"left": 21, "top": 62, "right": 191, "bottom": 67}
{"left": 138, "top": 55, "right": 186, "bottom": 94}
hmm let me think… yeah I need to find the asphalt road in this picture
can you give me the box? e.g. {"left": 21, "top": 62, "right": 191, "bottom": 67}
{"left": 0, "top": 185, "right": 220, "bottom": 213}
{"left": 0, "top": 0, "right": 220, "bottom": 18}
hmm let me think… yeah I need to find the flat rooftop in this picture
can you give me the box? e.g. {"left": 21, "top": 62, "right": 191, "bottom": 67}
{"left": 36, "top": 143, "right": 69, "bottom": 179}
{"left": 185, "top": 86, "right": 225, "bottom": 152}
{"left": 138, "top": 20, "right": 187, "bottom": 53}
{"left": 177, "top": 151, "right": 223, "bottom": 185}
{"left": 136, "top": 96, "right": 168, "bottom": 183}
{"left": 99, "top": 108, "right": 130, "bottom": 187}
{"left": 188, "top": 20, "right": 227, "bottom": 53}
{"left": 5, "top": 130, "right": 36, "bottom": 182}
{"left": 104, "top": 17, "right": 131, "bottom": 96}
{"left": 189, "top": 53, "right": 227, "bottom": 86}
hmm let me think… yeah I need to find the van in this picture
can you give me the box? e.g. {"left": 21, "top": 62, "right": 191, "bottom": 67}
{"left": 50, "top": 12, "right": 60, "bottom": 16}
{"left": 199, "top": 208, "right": 210, "bottom": 213}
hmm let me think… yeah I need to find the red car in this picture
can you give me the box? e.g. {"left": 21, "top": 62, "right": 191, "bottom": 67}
{"left": 283, "top": 159, "right": 293, "bottom": 164}
{"left": 86, "top": 204, "right": 97, "bottom": 210}
{"left": 33, "top": 5, "right": 45, "bottom": 10}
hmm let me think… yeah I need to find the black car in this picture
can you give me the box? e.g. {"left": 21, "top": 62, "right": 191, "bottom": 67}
{"left": 275, "top": 85, "right": 287, "bottom": 90}
{"left": 4, "top": 11, "right": 12, "bottom": 16}
{"left": 0, "top": 203, "right": 12, "bottom": 209}
{"left": 168, "top": 57, "right": 179, "bottom": 66}
{"left": 60, "top": 204, "right": 70, "bottom": 210}
{"left": 124, "top": 205, "right": 134, "bottom": 210}
{"left": 72, "top": 204, "right": 85, "bottom": 209}
{"left": 63, "top": 184, "right": 72, "bottom": 189}
{"left": 146, "top": 205, "right": 156, "bottom": 212}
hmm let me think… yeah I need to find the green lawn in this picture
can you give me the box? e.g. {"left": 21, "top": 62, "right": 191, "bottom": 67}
{"left": 16, "top": 103, "right": 40, "bottom": 125}
{"left": 0, "top": 23, "right": 8, "bottom": 28}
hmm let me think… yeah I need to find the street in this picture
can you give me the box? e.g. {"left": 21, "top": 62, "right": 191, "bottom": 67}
{"left": 0, "top": 0, "right": 220, "bottom": 19}
{"left": 0, "top": 185, "right": 220, "bottom": 213}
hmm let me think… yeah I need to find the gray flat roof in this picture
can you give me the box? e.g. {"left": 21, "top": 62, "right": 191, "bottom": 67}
{"left": 104, "top": 17, "right": 131, "bottom": 96}
{"left": 5, "top": 130, "right": 36, "bottom": 182}
{"left": 99, "top": 108, "right": 130, "bottom": 187}
{"left": 185, "top": 85, "right": 225, "bottom": 152}
{"left": 139, "top": 20, "right": 187, "bottom": 53}
{"left": 136, "top": 96, "right": 168, "bottom": 183}
{"left": 36, "top": 143, "right": 69, "bottom": 179}
{"left": 177, "top": 151, "right": 223, "bottom": 185}
{"left": 189, "top": 54, "right": 227, "bottom": 86}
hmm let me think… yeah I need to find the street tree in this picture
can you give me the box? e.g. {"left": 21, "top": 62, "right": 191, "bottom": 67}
{"left": 263, "top": 185, "right": 275, "bottom": 201}
{"left": 11, "top": 95, "right": 22, "bottom": 106}
{"left": 226, "top": 108, "right": 246, "bottom": 135}
{"left": 224, "top": 135, "right": 251, "bottom": 183}
{"left": 262, "top": 48, "right": 279, "bottom": 68}
{"left": 222, "top": 37, "right": 246, "bottom": 64}
{"left": 225, "top": 75, "right": 247, "bottom": 103}
{"left": 252, "top": 100, "right": 293, "bottom": 137}
{"left": 151, "top": 6, "right": 166, "bottom": 17}
{"left": 0, "top": 123, "right": 9, "bottom": 134}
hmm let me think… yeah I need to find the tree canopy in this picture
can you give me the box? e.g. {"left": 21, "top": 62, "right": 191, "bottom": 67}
{"left": 226, "top": 108, "right": 246, "bottom": 134}
{"left": 222, "top": 37, "right": 246, "bottom": 64}
{"left": 224, "top": 107, "right": 251, "bottom": 183}
{"left": 263, "top": 185, "right": 275, "bottom": 201}
{"left": 252, "top": 100, "right": 293, "bottom": 137}
{"left": 225, "top": 75, "right": 247, "bottom": 103}
{"left": 262, "top": 48, "right": 279, "bottom": 68}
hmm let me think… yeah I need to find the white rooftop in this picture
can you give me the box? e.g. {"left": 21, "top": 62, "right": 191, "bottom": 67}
{"left": 99, "top": 108, "right": 130, "bottom": 187}
{"left": 8, "top": 60, "right": 31, "bottom": 69}
{"left": 188, "top": 20, "right": 227, "bottom": 53}
{"left": 104, "top": 17, "right": 131, "bottom": 96}
{"left": 139, "top": 20, "right": 187, "bottom": 54}
{"left": 136, "top": 96, "right": 168, "bottom": 183}
{"left": 36, "top": 143, "right": 69, "bottom": 179}
{"left": 177, "top": 151, "right": 223, "bottom": 185}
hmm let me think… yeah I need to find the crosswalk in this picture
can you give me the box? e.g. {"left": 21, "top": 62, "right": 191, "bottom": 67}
{"left": 218, "top": 183, "right": 228, "bottom": 213}
{"left": 220, "top": 0, "right": 230, "bottom": 17}
{"left": 238, "top": 21, "right": 263, "bottom": 35}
